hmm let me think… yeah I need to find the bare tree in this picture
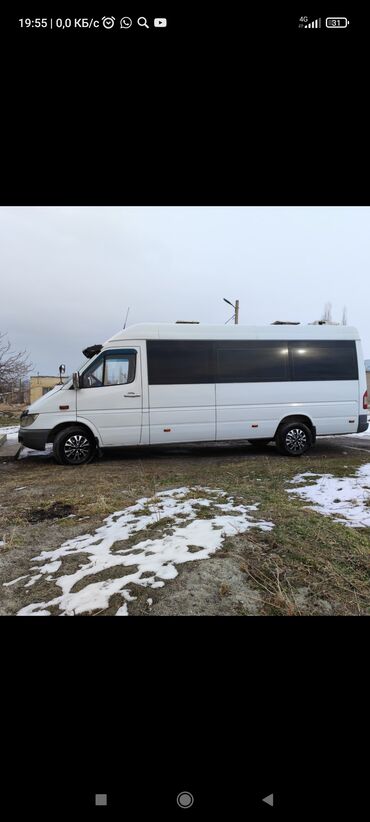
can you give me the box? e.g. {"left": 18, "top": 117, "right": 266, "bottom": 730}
{"left": 0, "top": 331, "right": 32, "bottom": 395}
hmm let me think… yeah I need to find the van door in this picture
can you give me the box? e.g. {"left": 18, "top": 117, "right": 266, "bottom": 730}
{"left": 77, "top": 347, "right": 143, "bottom": 446}
{"left": 215, "top": 341, "right": 290, "bottom": 441}
{"left": 147, "top": 340, "right": 216, "bottom": 444}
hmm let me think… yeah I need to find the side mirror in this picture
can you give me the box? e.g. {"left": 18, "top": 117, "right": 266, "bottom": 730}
{"left": 72, "top": 372, "right": 80, "bottom": 390}
{"left": 59, "top": 363, "right": 66, "bottom": 383}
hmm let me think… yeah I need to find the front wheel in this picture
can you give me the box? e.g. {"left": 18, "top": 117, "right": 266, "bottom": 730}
{"left": 276, "top": 421, "right": 313, "bottom": 457}
{"left": 53, "top": 426, "right": 96, "bottom": 465}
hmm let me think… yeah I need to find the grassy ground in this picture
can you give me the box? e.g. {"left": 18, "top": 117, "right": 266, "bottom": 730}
{"left": 0, "top": 440, "right": 369, "bottom": 615}
{"left": 0, "top": 411, "right": 23, "bottom": 426}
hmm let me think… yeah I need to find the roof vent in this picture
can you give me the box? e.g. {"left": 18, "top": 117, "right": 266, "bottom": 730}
{"left": 309, "top": 320, "right": 341, "bottom": 325}
{"left": 271, "top": 320, "right": 300, "bottom": 325}
{"left": 175, "top": 321, "right": 200, "bottom": 324}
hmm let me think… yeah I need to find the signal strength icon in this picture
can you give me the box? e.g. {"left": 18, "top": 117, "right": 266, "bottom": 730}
{"left": 304, "top": 18, "right": 321, "bottom": 28}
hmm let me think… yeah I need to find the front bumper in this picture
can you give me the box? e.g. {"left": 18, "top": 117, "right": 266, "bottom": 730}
{"left": 18, "top": 429, "right": 50, "bottom": 451}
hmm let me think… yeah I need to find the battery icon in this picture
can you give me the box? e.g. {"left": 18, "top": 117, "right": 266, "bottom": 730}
{"left": 325, "top": 17, "right": 349, "bottom": 28}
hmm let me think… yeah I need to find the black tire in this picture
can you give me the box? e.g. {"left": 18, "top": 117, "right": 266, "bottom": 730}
{"left": 276, "top": 421, "right": 313, "bottom": 457}
{"left": 53, "top": 426, "right": 96, "bottom": 466}
{"left": 248, "top": 438, "right": 272, "bottom": 447}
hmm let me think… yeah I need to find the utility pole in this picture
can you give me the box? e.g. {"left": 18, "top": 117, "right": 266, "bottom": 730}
{"left": 223, "top": 298, "right": 240, "bottom": 325}
{"left": 234, "top": 300, "right": 239, "bottom": 324}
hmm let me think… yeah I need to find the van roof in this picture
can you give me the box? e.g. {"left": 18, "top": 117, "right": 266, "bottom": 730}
{"left": 105, "top": 323, "right": 361, "bottom": 343}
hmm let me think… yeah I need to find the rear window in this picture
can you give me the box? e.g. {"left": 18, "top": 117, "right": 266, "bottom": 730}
{"left": 290, "top": 341, "right": 358, "bottom": 381}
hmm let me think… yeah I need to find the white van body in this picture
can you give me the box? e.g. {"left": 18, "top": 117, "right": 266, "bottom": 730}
{"left": 19, "top": 323, "right": 368, "bottom": 463}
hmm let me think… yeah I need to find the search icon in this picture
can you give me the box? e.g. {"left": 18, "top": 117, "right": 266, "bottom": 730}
{"left": 137, "top": 16, "right": 149, "bottom": 28}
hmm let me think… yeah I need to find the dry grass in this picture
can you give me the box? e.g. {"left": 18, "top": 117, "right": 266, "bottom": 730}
{"left": 0, "top": 440, "right": 370, "bottom": 615}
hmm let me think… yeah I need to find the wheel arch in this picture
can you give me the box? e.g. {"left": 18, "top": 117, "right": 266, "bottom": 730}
{"left": 47, "top": 420, "right": 100, "bottom": 446}
{"left": 275, "top": 414, "right": 316, "bottom": 442}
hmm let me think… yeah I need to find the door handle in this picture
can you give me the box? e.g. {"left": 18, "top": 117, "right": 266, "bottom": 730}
{"left": 124, "top": 392, "right": 141, "bottom": 397}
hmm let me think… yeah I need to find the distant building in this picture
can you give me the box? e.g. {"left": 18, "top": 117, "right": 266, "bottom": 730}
{"left": 30, "top": 375, "right": 68, "bottom": 404}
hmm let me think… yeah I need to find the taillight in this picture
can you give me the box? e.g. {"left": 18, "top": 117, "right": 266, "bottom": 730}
{"left": 364, "top": 390, "right": 368, "bottom": 410}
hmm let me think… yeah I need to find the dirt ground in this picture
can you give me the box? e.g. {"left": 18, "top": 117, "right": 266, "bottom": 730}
{"left": 1, "top": 438, "right": 370, "bottom": 616}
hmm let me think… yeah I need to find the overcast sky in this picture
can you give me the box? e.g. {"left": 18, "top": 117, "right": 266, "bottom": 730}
{"left": 1, "top": 205, "right": 369, "bottom": 374}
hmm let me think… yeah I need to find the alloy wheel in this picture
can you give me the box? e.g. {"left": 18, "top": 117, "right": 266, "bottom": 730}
{"left": 285, "top": 428, "right": 307, "bottom": 454}
{"left": 63, "top": 434, "right": 91, "bottom": 463}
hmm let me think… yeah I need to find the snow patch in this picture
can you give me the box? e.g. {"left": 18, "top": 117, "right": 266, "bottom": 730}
{"left": 5, "top": 486, "right": 274, "bottom": 616}
{"left": 115, "top": 603, "right": 128, "bottom": 616}
{"left": 354, "top": 428, "right": 370, "bottom": 438}
{"left": 3, "top": 575, "right": 29, "bottom": 587}
{"left": 18, "top": 445, "right": 53, "bottom": 459}
{"left": 287, "top": 472, "right": 318, "bottom": 485}
{"left": 287, "top": 463, "right": 370, "bottom": 527}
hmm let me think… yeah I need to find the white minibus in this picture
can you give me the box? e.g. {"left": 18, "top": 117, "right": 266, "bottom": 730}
{"left": 18, "top": 323, "right": 368, "bottom": 465}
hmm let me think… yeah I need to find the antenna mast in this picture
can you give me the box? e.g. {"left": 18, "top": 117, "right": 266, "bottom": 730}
{"left": 123, "top": 307, "right": 130, "bottom": 329}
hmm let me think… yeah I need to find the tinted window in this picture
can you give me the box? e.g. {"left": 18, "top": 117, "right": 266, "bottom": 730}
{"left": 290, "top": 341, "right": 358, "bottom": 381}
{"left": 147, "top": 340, "right": 214, "bottom": 384}
{"left": 147, "top": 338, "right": 358, "bottom": 384}
{"left": 217, "top": 341, "right": 290, "bottom": 382}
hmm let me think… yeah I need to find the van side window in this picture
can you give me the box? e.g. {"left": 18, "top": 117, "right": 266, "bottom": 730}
{"left": 104, "top": 355, "right": 135, "bottom": 385}
{"left": 147, "top": 341, "right": 214, "bottom": 384}
{"left": 217, "top": 343, "right": 290, "bottom": 382}
{"left": 289, "top": 341, "right": 358, "bottom": 381}
{"left": 81, "top": 352, "right": 136, "bottom": 388}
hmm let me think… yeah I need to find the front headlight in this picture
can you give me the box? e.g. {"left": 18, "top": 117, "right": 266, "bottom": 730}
{"left": 20, "top": 413, "right": 39, "bottom": 428}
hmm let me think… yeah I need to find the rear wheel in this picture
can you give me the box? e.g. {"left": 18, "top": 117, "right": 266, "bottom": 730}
{"left": 248, "top": 438, "right": 272, "bottom": 447}
{"left": 276, "top": 421, "right": 312, "bottom": 457}
{"left": 53, "top": 426, "right": 96, "bottom": 466}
